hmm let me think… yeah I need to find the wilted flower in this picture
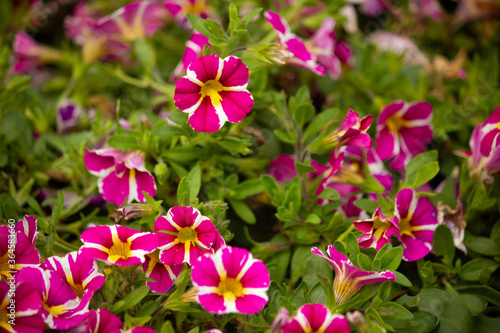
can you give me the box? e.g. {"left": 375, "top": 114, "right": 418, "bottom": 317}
{"left": 394, "top": 188, "right": 438, "bottom": 261}
{"left": 437, "top": 202, "right": 467, "bottom": 254}
{"left": 84, "top": 148, "right": 157, "bottom": 206}
{"left": 114, "top": 203, "right": 157, "bottom": 222}
{"left": 11, "top": 31, "right": 63, "bottom": 73}
{"left": 312, "top": 245, "right": 395, "bottom": 306}
{"left": 156, "top": 206, "right": 222, "bottom": 266}
{"left": 142, "top": 250, "right": 183, "bottom": 293}
{"left": 174, "top": 55, "right": 254, "bottom": 133}
{"left": 353, "top": 207, "right": 399, "bottom": 250}
{"left": 80, "top": 225, "right": 158, "bottom": 266}
{"left": 268, "top": 154, "right": 298, "bottom": 184}
{"left": 375, "top": 100, "right": 433, "bottom": 170}
{"left": 171, "top": 32, "right": 211, "bottom": 81}
{"left": 283, "top": 304, "right": 351, "bottom": 333}
{"left": 191, "top": 246, "right": 270, "bottom": 314}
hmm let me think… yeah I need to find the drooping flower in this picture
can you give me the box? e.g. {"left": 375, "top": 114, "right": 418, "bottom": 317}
{"left": 80, "top": 225, "right": 158, "bottom": 266}
{"left": 41, "top": 251, "right": 105, "bottom": 307}
{"left": 156, "top": 206, "right": 222, "bottom": 266}
{"left": 191, "top": 246, "right": 270, "bottom": 314}
{"left": 84, "top": 148, "right": 157, "bottom": 206}
{"left": 57, "top": 100, "right": 84, "bottom": 134}
{"left": 394, "top": 188, "right": 438, "bottom": 261}
{"left": 375, "top": 100, "right": 433, "bottom": 170}
{"left": 0, "top": 215, "right": 40, "bottom": 278}
{"left": 312, "top": 245, "right": 395, "bottom": 306}
{"left": 268, "top": 154, "right": 298, "bottom": 184}
{"left": 171, "top": 32, "right": 211, "bottom": 81}
{"left": 174, "top": 55, "right": 254, "bottom": 132}
{"left": 283, "top": 304, "right": 351, "bottom": 333}
{"left": 17, "top": 267, "right": 89, "bottom": 330}
{"left": 11, "top": 31, "right": 63, "bottom": 73}
{"left": 353, "top": 207, "right": 399, "bottom": 250}
{"left": 478, "top": 105, "right": 500, "bottom": 157}
{"left": 437, "top": 202, "right": 467, "bottom": 254}
{"left": 0, "top": 280, "right": 45, "bottom": 333}
{"left": 142, "top": 250, "right": 183, "bottom": 292}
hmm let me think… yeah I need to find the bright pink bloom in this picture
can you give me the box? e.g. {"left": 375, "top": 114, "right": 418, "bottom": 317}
{"left": 80, "top": 225, "right": 158, "bottom": 266}
{"left": 320, "top": 109, "right": 373, "bottom": 151}
{"left": 478, "top": 106, "right": 500, "bottom": 157}
{"left": 0, "top": 215, "right": 40, "bottom": 278}
{"left": 283, "top": 304, "right": 351, "bottom": 333}
{"left": 268, "top": 154, "right": 298, "bottom": 184}
{"left": 394, "top": 188, "right": 438, "bottom": 261}
{"left": 171, "top": 33, "right": 211, "bottom": 81}
{"left": 375, "top": 100, "right": 433, "bottom": 170}
{"left": 164, "top": 0, "right": 213, "bottom": 28}
{"left": 353, "top": 207, "right": 399, "bottom": 250}
{"left": 11, "top": 31, "right": 62, "bottom": 73}
{"left": 0, "top": 280, "right": 45, "bottom": 333}
{"left": 142, "top": 250, "right": 183, "bottom": 292}
{"left": 84, "top": 148, "right": 157, "bottom": 206}
{"left": 41, "top": 251, "right": 105, "bottom": 307}
{"left": 174, "top": 55, "right": 254, "bottom": 133}
{"left": 156, "top": 206, "right": 222, "bottom": 266}
{"left": 86, "top": 308, "right": 156, "bottom": 333}
{"left": 17, "top": 267, "right": 89, "bottom": 330}
{"left": 191, "top": 246, "right": 270, "bottom": 314}
{"left": 312, "top": 245, "right": 395, "bottom": 305}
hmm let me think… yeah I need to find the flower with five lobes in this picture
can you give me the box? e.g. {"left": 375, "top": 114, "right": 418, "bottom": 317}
{"left": 142, "top": 250, "right": 183, "bottom": 293}
{"left": 80, "top": 225, "right": 158, "bottom": 266}
{"left": 156, "top": 206, "right": 224, "bottom": 266}
{"left": 375, "top": 100, "right": 433, "bottom": 171}
{"left": 353, "top": 206, "right": 399, "bottom": 251}
{"left": 282, "top": 304, "right": 351, "bottom": 333}
{"left": 191, "top": 246, "right": 270, "bottom": 314}
{"left": 394, "top": 188, "right": 438, "bottom": 261}
{"left": 84, "top": 148, "right": 157, "bottom": 206}
{"left": 312, "top": 245, "right": 395, "bottom": 306}
{"left": 174, "top": 55, "right": 254, "bottom": 133}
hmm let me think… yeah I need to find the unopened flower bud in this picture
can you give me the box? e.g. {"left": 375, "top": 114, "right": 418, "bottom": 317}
{"left": 154, "top": 163, "right": 169, "bottom": 185}
{"left": 113, "top": 204, "right": 156, "bottom": 222}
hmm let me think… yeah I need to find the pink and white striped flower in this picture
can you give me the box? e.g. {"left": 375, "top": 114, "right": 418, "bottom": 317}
{"left": 86, "top": 308, "right": 156, "bottom": 333}
{"left": 312, "top": 245, "right": 395, "bottom": 306}
{"left": 283, "top": 304, "right": 351, "bottom": 333}
{"left": 174, "top": 55, "right": 254, "bottom": 132}
{"left": 11, "top": 31, "right": 63, "bottom": 73}
{"left": 0, "top": 280, "right": 45, "bottom": 333}
{"left": 80, "top": 225, "right": 158, "bottom": 266}
{"left": 478, "top": 105, "right": 500, "bottom": 157}
{"left": 375, "top": 100, "right": 433, "bottom": 171}
{"left": 353, "top": 207, "right": 399, "bottom": 250}
{"left": 41, "top": 251, "right": 105, "bottom": 307}
{"left": 171, "top": 33, "right": 211, "bottom": 81}
{"left": 142, "top": 250, "right": 183, "bottom": 293}
{"left": 394, "top": 188, "right": 438, "bottom": 261}
{"left": 84, "top": 148, "right": 157, "bottom": 206}
{"left": 156, "top": 206, "right": 222, "bottom": 266}
{"left": 17, "top": 267, "right": 89, "bottom": 330}
{"left": 191, "top": 246, "right": 270, "bottom": 314}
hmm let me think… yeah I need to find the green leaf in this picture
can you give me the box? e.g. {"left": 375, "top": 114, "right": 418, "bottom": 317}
{"left": 380, "top": 247, "right": 403, "bottom": 270}
{"left": 239, "top": 7, "right": 262, "bottom": 26}
{"left": 295, "top": 161, "right": 316, "bottom": 175}
{"left": 317, "top": 188, "right": 340, "bottom": 201}
{"left": 346, "top": 232, "right": 360, "bottom": 264}
{"left": 51, "top": 192, "right": 65, "bottom": 228}
{"left": 283, "top": 181, "right": 301, "bottom": 214}
{"left": 305, "top": 214, "right": 321, "bottom": 224}
{"left": 108, "top": 135, "right": 141, "bottom": 151}
{"left": 261, "top": 174, "right": 283, "bottom": 201}
{"left": 177, "top": 177, "right": 190, "bottom": 206}
{"left": 203, "top": 19, "right": 226, "bottom": 39}
{"left": 303, "top": 108, "right": 339, "bottom": 142}
{"left": 433, "top": 224, "right": 456, "bottom": 265}
{"left": 465, "top": 235, "right": 500, "bottom": 256}
{"left": 232, "top": 179, "right": 263, "bottom": 199}
{"left": 274, "top": 129, "right": 296, "bottom": 144}
{"left": 187, "top": 165, "right": 201, "bottom": 203}
{"left": 455, "top": 285, "right": 500, "bottom": 306}
{"left": 460, "top": 294, "right": 487, "bottom": 316}
{"left": 2, "top": 111, "right": 26, "bottom": 143}
{"left": 266, "top": 246, "right": 291, "bottom": 283}
{"left": 163, "top": 147, "right": 203, "bottom": 163}
{"left": 353, "top": 198, "right": 379, "bottom": 215}
{"left": 394, "top": 271, "right": 412, "bottom": 287}
{"left": 379, "top": 302, "right": 414, "bottom": 320}
{"left": 292, "top": 103, "right": 315, "bottom": 127}
{"left": 385, "top": 311, "right": 438, "bottom": 333}
{"left": 459, "top": 258, "right": 500, "bottom": 282}
{"left": 111, "top": 286, "right": 150, "bottom": 313}
{"left": 228, "top": 3, "right": 240, "bottom": 30}
{"left": 405, "top": 150, "right": 438, "bottom": 187}
{"left": 357, "top": 253, "right": 372, "bottom": 271}
{"left": 168, "top": 111, "right": 188, "bottom": 124}
{"left": 152, "top": 123, "right": 188, "bottom": 137}
{"left": 228, "top": 198, "right": 256, "bottom": 224}
{"left": 186, "top": 14, "right": 219, "bottom": 39}
{"left": 290, "top": 246, "right": 312, "bottom": 285}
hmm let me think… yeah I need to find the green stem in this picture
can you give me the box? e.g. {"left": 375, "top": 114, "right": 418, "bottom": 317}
{"left": 337, "top": 224, "right": 356, "bottom": 242}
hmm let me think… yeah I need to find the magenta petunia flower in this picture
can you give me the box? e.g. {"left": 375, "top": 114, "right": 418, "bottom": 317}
{"left": 0, "top": 280, "right": 45, "bottom": 333}
{"left": 41, "top": 251, "right": 105, "bottom": 307}
{"left": 268, "top": 154, "right": 298, "bottom": 184}
{"left": 191, "top": 246, "right": 270, "bottom": 314}
{"left": 478, "top": 105, "right": 500, "bottom": 157}
{"left": 80, "top": 225, "right": 158, "bottom": 266}
{"left": 171, "top": 33, "right": 211, "bottom": 81}
{"left": 174, "top": 55, "right": 254, "bottom": 133}
{"left": 164, "top": 0, "right": 213, "bottom": 28}
{"left": 0, "top": 215, "right": 40, "bottom": 278}
{"left": 17, "top": 267, "right": 89, "bottom": 330}
{"left": 375, "top": 100, "right": 433, "bottom": 171}
{"left": 320, "top": 109, "right": 373, "bottom": 150}
{"left": 353, "top": 207, "right": 399, "bottom": 250}
{"left": 312, "top": 245, "right": 395, "bottom": 306}
{"left": 84, "top": 148, "right": 157, "bottom": 206}
{"left": 394, "top": 188, "right": 438, "bottom": 261}
{"left": 11, "top": 31, "right": 62, "bottom": 73}
{"left": 86, "top": 308, "right": 156, "bottom": 333}
{"left": 283, "top": 304, "right": 351, "bottom": 333}
{"left": 142, "top": 250, "right": 183, "bottom": 293}
{"left": 156, "top": 206, "right": 222, "bottom": 266}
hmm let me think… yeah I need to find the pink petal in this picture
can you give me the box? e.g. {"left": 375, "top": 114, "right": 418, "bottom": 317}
{"left": 187, "top": 55, "right": 221, "bottom": 82}
{"left": 221, "top": 247, "right": 249, "bottom": 278}
{"left": 174, "top": 77, "right": 202, "bottom": 111}
{"left": 197, "top": 293, "right": 226, "bottom": 314}
{"left": 219, "top": 90, "right": 254, "bottom": 123}
{"left": 285, "top": 37, "right": 314, "bottom": 62}
{"left": 192, "top": 254, "right": 221, "bottom": 287}
{"left": 99, "top": 170, "right": 130, "bottom": 206}
{"left": 377, "top": 101, "right": 405, "bottom": 126}
{"left": 85, "top": 149, "right": 115, "bottom": 177}
{"left": 264, "top": 11, "right": 290, "bottom": 36}
{"left": 300, "top": 304, "right": 328, "bottom": 331}
{"left": 375, "top": 127, "right": 398, "bottom": 160}
{"left": 402, "top": 102, "right": 433, "bottom": 121}
{"left": 400, "top": 235, "right": 431, "bottom": 261}
{"left": 189, "top": 98, "right": 222, "bottom": 133}
{"left": 133, "top": 170, "right": 157, "bottom": 202}
{"left": 234, "top": 294, "right": 268, "bottom": 314}
{"left": 240, "top": 261, "right": 270, "bottom": 288}
{"left": 219, "top": 56, "right": 249, "bottom": 88}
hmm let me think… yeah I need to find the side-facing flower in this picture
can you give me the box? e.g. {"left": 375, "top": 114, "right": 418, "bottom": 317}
{"left": 478, "top": 105, "right": 500, "bottom": 156}
{"left": 312, "top": 245, "right": 395, "bottom": 306}
{"left": 41, "top": 251, "right": 105, "bottom": 308}
{"left": 84, "top": 148, "right": 157, "bottom": 206}
{"left": 268, "top": 154, "right": 298, "bottom": 184}
{"left": 142, "top": 250, "right": 183, "bottom": 292}
{"left": 0, "top": 280, "right": 45, "bottom": 333}
{"left": 156, "top": 206, "right": 220, "bottom": 266}
{"left": 174, "top": 55, "right": 254, "bottom": 132}
{"left": 394, "top": 188, "right": 438, "bottom": 261}
{"left": 80, "top": 225, "right": 158, "bottom": 266}
{"left": 191, "top": 246, "right": 270, "bottom": 314}
{"left": 11, "top": 31, "right": 63, "bottom": 73}
{"left": 375, "top": 100, "right": 433, "bottom": 170}
{"left": 171, "top": 32, "right": 211, "bottom": 81}
{"left": 353, "top": 207, "right": 399, "bottom": 250}
{"left": 86, "top": 308, "right": 156, "bottom": 333}
{"left": 57, "top": 100, "right": 84, "bottom": 134}
{"left": 17, "top": 267, "right": 89, "bottom": 330}
{"left": 283, "top": 304, "right": 351, "bottom": 333}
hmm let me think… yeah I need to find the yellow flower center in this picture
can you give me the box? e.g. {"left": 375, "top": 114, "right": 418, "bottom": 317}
{"left": 200, "top": 80, "right": 224, "bottom": 105}
{"left": 386, "top": 114, "right": 407, "bottom": 134}
{"left": 108, "top": 240, "right": 133, "bottom": 262}
{"left": 42, "top": 303, "right": 66, "bottom": 317}
{"left": 0, "top": 254, "right": 12, "bottom": 277}
{"left": 398, "top": 215, "right": 415, "bottom": 238}
{"left": 216, "top": 277, "right": 244, "bottom": 301}
{"left": 184, "top": 0, "right": 207, "bottom": 15}
{"left": 372, "top": 217, "right": 392, "bottom": 239}
{"left": 177, "top": 227, "right": 198, "bottom": 243}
